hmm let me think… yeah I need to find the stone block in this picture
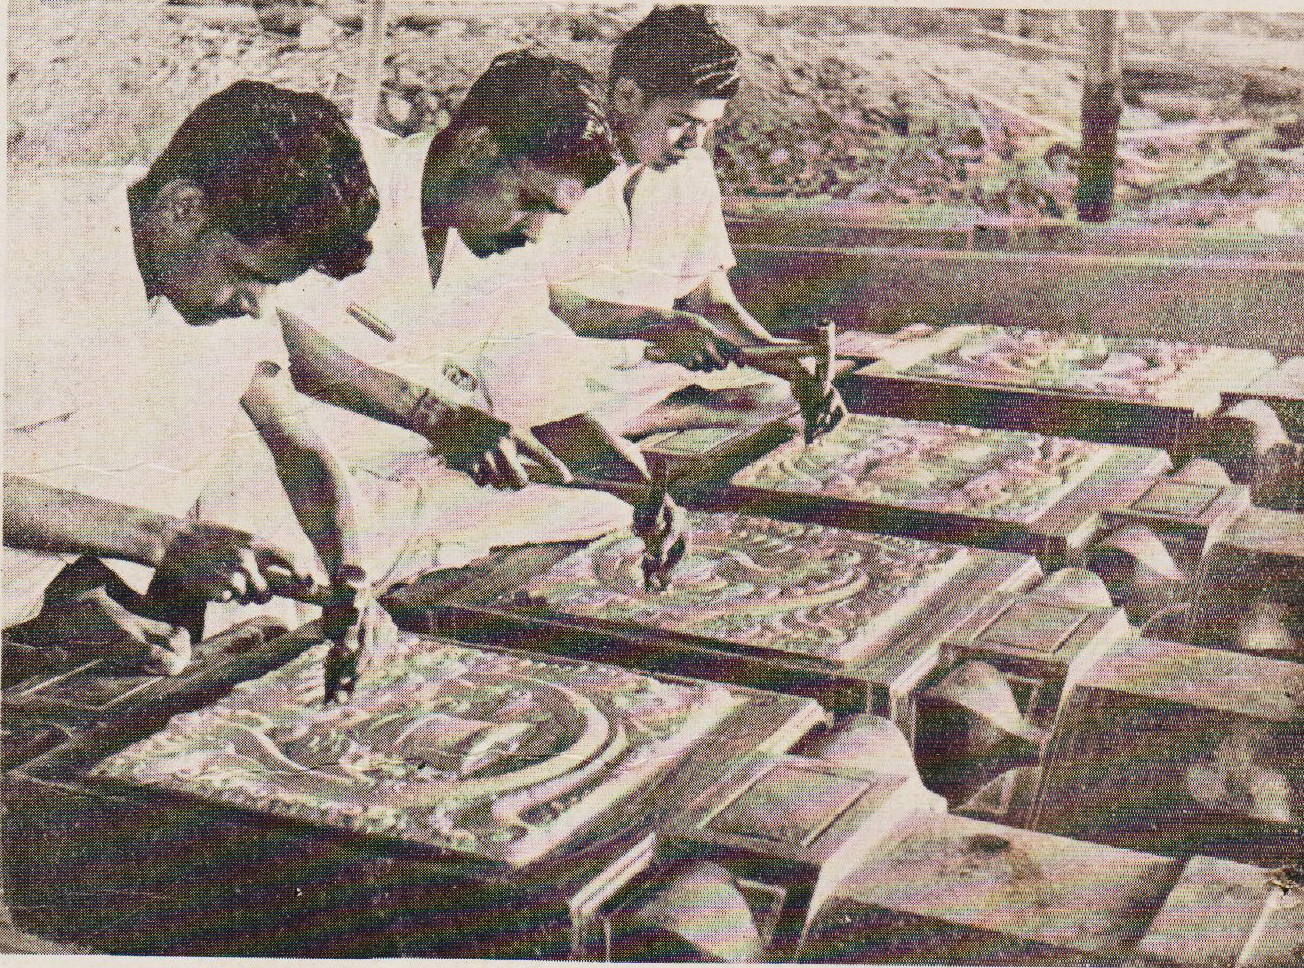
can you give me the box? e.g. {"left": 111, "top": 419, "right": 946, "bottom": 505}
{"left": 1130, "top": 854, "right": 1304, "bottom": 968}
{"left": 941, "top": 568, "right": 1133, "bottom": 723}
{"left": 571, "top": 753, "right": 944, "bottom": 962}
{"left": 798, "top": 810, "right": 1181, "bottom": 964}
{"left": 1032, "top": 638, "right": 1304, "bottom": 865}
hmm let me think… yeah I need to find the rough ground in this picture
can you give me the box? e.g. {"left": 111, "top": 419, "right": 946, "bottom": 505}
{"left": 8, "top": 2, "right": 1304, "bottom": 228}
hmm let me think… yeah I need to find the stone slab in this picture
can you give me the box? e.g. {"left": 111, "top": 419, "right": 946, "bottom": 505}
{"left": 573, "top": 752, "right": 944, "bottom": 963}
{"left": 940, "top": 589, "right": 1133, "bottom": 724}
{"left": 840, "top": 324, "right": 1277, "bottom": 453}
{"left": 666, "top": 754, "right": 943, "bottom": 871}
{"left": 714, "top": 414, "right": 1169, "bottom": 565}
{"left": 504, "top": 511, "right": 1040, "bottom": 723}
{"left": 517, "top": 511, "right": 973, "bottom": 667}
{"left": 89, "top": 633, "right": 814, "bottom": 869}
{"left": 6, "top": 628, "right": 822, "bottom": 956}
{"left": 3, "top": 619, "right": 293, "bottom": 724}
{"left": 1223, "top": 355, "right": 1304, "bottom": 441}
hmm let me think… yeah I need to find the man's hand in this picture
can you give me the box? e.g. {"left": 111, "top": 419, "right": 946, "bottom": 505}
{"left": 36, "top": 571, "right": 192, "bottom": 675}
{"left": 425, "top": 405, "right": 572, "bottom": 489}
{"left": 792, "top": 370, "right": 848, "bottom": 444}
{"left": 641, "top": 311, "right": 737, "bottom": 373}
{"left": 633, "top": 490, "right": 689, "bottom": 592}
{"left": 153, "top": 520, "right": 326, "bottom": 606}
{"left": 321, "top": 567, "right": 398, "bottom": 704}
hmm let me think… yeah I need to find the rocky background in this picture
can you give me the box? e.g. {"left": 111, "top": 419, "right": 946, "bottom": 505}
{"left": 9, "top": 2, "right": 1304, "bottom": 228}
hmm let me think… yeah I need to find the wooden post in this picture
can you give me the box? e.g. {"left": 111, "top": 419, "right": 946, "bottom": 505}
{"left": 1076, "top": 10, "right": 1123, "bottom": 222}
{"left": 355, "top": 0, "right": 386, "bottom": 126}
{"left": 1003, "top": 9, "right": 1022, "bottom": 37}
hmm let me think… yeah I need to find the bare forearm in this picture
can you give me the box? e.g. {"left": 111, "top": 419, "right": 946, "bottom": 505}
{"left": 550, "top": 286, "right": 667, "bottom": 340}
{"left": 269, "top": 440, "right": 363, "bottom": 578}
{"left": 242, "top": 371, "right": 367, "bottom": 579}
{"left": 679, "top": 282, "right": 807, "bottom": 381}
{"left": 3, "top": 475, "right": 178, "bottom": 567}
{"left": 679, "top": 276, "right": 782, "bottom": 342}
{"left": 279, "top": 309, "right": 459, "bottom": 438}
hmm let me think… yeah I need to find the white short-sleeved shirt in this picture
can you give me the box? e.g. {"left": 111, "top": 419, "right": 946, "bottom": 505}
{"left": 540, "top": 147, "right": 785, "bottom": 426}
{"left": 269, "top": 126, "right": 451, "bottom": 467}
{"left": 4, "top": 172, "right": 289, "bottom": 624}
{"left": 544, "top": 147, "right": 736, "bottom": 310}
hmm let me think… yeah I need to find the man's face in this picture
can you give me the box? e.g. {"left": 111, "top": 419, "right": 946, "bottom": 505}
{"left": 455, "top": 158, "right": 586, "bottom": 258}
{"left": 618, "top": 87, "right": 729, "bottom": 170}
{"left": 153, "top": 226, "right": 310, "bottom": 326}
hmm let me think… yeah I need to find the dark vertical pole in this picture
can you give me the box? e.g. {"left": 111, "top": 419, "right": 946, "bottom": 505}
{"left": 1076, "top": 10, "right": 1123, "bottom": 222}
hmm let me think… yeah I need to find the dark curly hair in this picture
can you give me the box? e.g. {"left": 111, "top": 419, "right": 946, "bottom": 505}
{"left": 437, "top": 50, "right": 618, "bottom": 188}
{"left": 610, "top": 6, "right": 741, "bottom": 100}
{"left": 135, "top": 81, "right": 380, "bottom": 279}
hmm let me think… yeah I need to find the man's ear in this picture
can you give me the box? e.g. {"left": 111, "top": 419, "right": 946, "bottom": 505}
{"left": 450, "top": 125, "right": 500, "bottom": 173}
{"left": 150, "top": 179, "right": 211, "bottom": 241}
{"left": 611, "top": 77, "right": 647, "bottom": 119}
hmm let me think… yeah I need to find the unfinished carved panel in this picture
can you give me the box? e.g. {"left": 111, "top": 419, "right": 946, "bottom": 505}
{"left": 731, "top": 415, "right": 1113, "bottom": 523}
{"left": 520, "top": 511, "right": 970, "bottom": 664}
{"left": 638, "top": 427, "right": 743, "bottom": 456}
{"left": 1129, "top": 481, "right": 1224, "bottom": 519}
{"left": 91, "top": 634, "right": 746, "bottom": 867}
{"left": 705, "top": 763, "right": 872, "bottom": 848}
{"left": 976, "top": 601, "right": 1092, "bottom": 655}
{"left": 903, "top": 326, "right": 1250, "bottom": 403}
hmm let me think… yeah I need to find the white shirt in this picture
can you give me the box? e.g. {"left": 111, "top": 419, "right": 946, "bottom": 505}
{"left": 4, "top": 171, "right": 289, "bottom": 624}
{"left": 273, "top": 126, "right": 451, "bottom": 468}
{"left": 430, "top": 228, "right": 643, "bottom": 428}
{"left": 544, "top": 146, "right": 737, "bottom": 310}
{"left": 540, "top": 146, "right": 782, "bottom": 427}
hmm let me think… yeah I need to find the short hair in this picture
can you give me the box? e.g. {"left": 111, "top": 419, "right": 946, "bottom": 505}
{"left": 610, "top": 6, "right": 741, "bottom": 100}
{"left": 136, "top": 81, "right": 379, "bottom": 279}
{"left": 445, "top": 50, "right": 618, "bottom": 187}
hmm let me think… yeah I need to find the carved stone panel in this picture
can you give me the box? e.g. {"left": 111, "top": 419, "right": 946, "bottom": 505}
{"left": 519, "top": 511, "right": 971, "bottom": 665}
{"left": 901, "top": 326, "right": 1273, "bottom": 406}
{"left": 730, "top": 415, "right": 1115, "bottom": 524}
{"left": 91, "top": 634, "right": 766, "bottom": 868}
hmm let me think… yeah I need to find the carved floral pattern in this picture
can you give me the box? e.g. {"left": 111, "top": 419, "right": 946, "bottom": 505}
{"left": 732, "top": 415, "right": 1113, "bottom": 522}
{"left": 904, "top": 327, "right": 1225, "bottom": 401}
{"left": 521, "top": 512, "right": 970, "bottom": 663}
